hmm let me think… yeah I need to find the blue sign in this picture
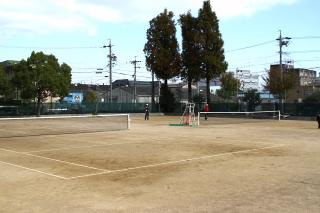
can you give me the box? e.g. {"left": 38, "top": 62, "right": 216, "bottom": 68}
{"left": 63, "top": 92, "right": 83, "bottom": 104}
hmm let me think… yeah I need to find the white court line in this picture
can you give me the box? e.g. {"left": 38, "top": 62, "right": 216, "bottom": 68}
{"left": 0, "top": 148, "right": 107, "bottom": 172}
{"left": 23, "top": 137, "right": 276, "bottom": 155}
{"left": 26, "top": 140, "right": 277, "bottom": 154}
{"left": 0, "top": 114, "right": 130, "bottom": 121}
{"left": 0, "top": 160, "right": 68, "bottom": 180}
{"left": 25, "top": 141, "right": 144, "bottom": 153}
{"left": 67, "top": 144, "right": 285, "bottom": 180}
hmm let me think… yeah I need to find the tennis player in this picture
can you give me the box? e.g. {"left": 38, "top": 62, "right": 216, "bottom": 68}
{"left": 204, "top": 103, "right": 209, "bottom": 120}
{"left": 144, "top": 103, "right": 150, "bottom": 120}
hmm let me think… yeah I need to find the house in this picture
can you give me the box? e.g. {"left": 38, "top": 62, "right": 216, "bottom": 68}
{"left": 168, "top": 82, "right": 196, "bottom": 103}
{"left": 168, "top": 79, "right": 222, "bottom": 103}
{"left": 269, "top": 64, "right": 317, "bottom": 103}
{"left": 314, "top": 75, "right": 320, "bottom": 91}
{"left": 112, "top": 79, "right": 160, "bottom": 103}
{"left": 68, "top": 80, "right": 161, "bottom": 104}
{"left": 67, "top": 83, "right": 109, "bottom": 103}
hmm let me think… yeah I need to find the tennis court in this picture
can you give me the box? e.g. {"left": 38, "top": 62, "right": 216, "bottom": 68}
{"left": 0, "top": 115, "right": 319, "bottom": 212}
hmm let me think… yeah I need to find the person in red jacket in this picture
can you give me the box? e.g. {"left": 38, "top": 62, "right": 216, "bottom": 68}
{"left": 204, "top": 103, "right": 209, "bottom": 120}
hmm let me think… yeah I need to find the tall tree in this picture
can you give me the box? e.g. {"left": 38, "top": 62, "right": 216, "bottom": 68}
{"left": 84, "top": 90, "right": 97, "bottom": 103}
{"left": 13, "top": 51, "right": 72, "bottom": 116}
{"left": 217, "top": 72, "right": 240, "bottom": 101}
{"left": 263, "top": 67, "right": 296, "bottom": 103}
{"left": 59, "top": 63, "right": 72, "bottom": 99}
{"left": 198, "top": 0, "right": 228, "bottom": 103}
{"left": 179, "top": 11, "right": 202, "bottom": 102}
{"left": 0, "top": 66, "right": 11, "bottom": 101}
{"left": 144, "top": 9, "right": 181, "bottom": 86}
{"left": 159, "top": 83, "right": 176, "bottom": 112}
{"left": 242, "top": 89, "right": 262, "bottom": 111}
{"left": 84, "top": 90, "right": 98, "bottom": 115}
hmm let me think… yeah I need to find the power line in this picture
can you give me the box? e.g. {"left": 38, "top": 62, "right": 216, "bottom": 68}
{"left": 226, "top": 40, "right": 275, "bottom": 53}
{"left": 113, "top": 71, "right": 132, "bottom": 76}
{"left": 229, "top": 62, "right": 276, "bottom": 70}
{"left": 113, "top": 69, "right": 132, "bottom": 72}
{"left": 137, "top": 75, "right": 152, "bottom": 79}
{"left": 228, "top": 34, "right": 320, "bottom": 72}
{"left": 229, "top": 57, "right": 320, "bottom": 70}
{"left": 229, "top": 54, "right": 278, "bottom": 68}
{"left": 294, "top": 59, "right": 320, "bottom": 62}
{"left": 73, "top": 67, "right": 100, "bottom": 70}
{"left": 289, "top": 50, "right": 320, "bottom": 54}
{"left": 0, "top": 45, "right": 102, "bottom": 49}
{"left": 291, "top": 36, "right": 320, "bottom": 40}
{"left": 225, "top": 35, "right": 320, "bottom": 54}
{"left": 72, "top": 71, "right": 94, "bottom": 74}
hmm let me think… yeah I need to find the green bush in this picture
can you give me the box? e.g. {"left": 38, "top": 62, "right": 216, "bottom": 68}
{"left": 304, "top": 92, "right": 320, "bottom": 103}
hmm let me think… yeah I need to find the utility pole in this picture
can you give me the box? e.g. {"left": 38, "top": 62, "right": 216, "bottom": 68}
{"left": 103, "top": 40, "right": 116, "bottom": 103}
{"left": 130, "top": 56, "right": 141, "bottom": 103}
{"left": 276, "top": 30, "right": 291, "bottom": 113}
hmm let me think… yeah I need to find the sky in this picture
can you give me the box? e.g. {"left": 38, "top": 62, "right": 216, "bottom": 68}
{"left": 0, "top": 0, "right": 319, "bottom": 86}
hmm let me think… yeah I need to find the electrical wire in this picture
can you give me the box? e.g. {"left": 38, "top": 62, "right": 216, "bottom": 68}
{"left": 229, "top": 62, "right": 277, "bottom": 70}
{"left": 291, "top": 36, "right": 320, "bottom": 40}
{"left": 0, "top": 45, "right": 103, "bottom": 49}
{"left": 293, "top": 59, "right": 320, "bottom": 62}
{"left": 289, "top": 50, "right": 320, "bottom": 54}
{"left": 226, "top": 40, "right": 275, "bottom": 53}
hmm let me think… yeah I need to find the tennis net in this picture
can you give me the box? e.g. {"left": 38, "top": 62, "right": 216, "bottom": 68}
{"left": 197, "top": 111, "right": 281, "bottom": 125}
{"left": 0, "top": 114, "right": 130, "bottom": 138}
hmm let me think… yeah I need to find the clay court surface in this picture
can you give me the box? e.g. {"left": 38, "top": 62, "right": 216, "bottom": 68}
{"left": 0, "top": 115, "right": 319, "bottom": 212}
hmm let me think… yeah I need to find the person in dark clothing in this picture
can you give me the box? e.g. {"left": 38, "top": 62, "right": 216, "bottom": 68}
{"left": 316, "top": 114, "right": 320, "bottom": 129}
{"left": 144, "top": 104, "right": 150, "bottom": 120}
{"left": 274, "top": 102, "right": 279, "bottom": 111}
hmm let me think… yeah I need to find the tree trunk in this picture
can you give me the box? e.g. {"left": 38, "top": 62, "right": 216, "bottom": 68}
{"left": 36, "top": 95, "right": 41, "bottom": 116}
{"left": 164, "top": 79, "right": 168, "bottom": 87}
{"left": 188, "top": 77, "right": 192, "bottom": 102}
{"left": 151, "top": 72, "right": 155, "bottom": 106}
{"left": 206, "top": 77, "right": 210, "bottom": 103}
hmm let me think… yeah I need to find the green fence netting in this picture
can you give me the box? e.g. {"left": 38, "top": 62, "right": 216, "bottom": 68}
{"left": 0, "top": 102, "right": 319, "bottom": 117}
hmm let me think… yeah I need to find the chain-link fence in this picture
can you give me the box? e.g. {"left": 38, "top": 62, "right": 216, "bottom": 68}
{"left": 0, "top": 102, "right": 161, "bottom": 117}
{"left": 175, "top": 102, "right": 320, "bottom": 117}
{"left": 0, "top": 102, "right": 319, "bottom": 117}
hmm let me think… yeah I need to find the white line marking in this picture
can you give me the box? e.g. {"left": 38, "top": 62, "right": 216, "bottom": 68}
{"left": 0, "top": 114, "right": 130, "bottom": 121}
{"left": 0, "top": 160, "right": 68, "bottom": 180}
{"left": 68, "top": 144, "right": 285, "bottom": 180}
{"left": 25, "top": 141, "right": 143, "bottom": 153}
{"left": 67, "top": 171, "right": 111, "bottom": 180}
{"left": 0, "top": 148, "right": 107, "bottom": 172}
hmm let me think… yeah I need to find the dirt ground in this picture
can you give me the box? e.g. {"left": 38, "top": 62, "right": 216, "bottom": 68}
{"left": 0, "top": 115, "right": 319, "bottom": 212}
